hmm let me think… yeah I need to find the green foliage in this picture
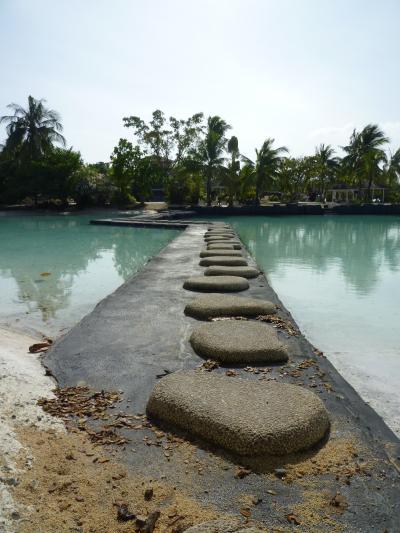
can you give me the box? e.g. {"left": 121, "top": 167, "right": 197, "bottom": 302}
{"left": 110, "top": 139, "right": 141, "bottom": 205}
{"left": 242, "top": 139, "right": 288, "bottom": 203}
{"left": 32, "top": 147, "right": 83, "bottom": 201}
{"left": 72, "top": 163, "right": 114, "bottom": 207}
{"left": 2, "top": 97, "right": 400, "bottom": 208}
{"left": 0, "top": 95, "right": 65, "bottom": 163}
{"left": 122, "top": 110, "right": 204, "bottom": 187}
{"left": 166, "top": 165, "right": 202, "bottom": 205}
{"left": 278, "top": 156, "right": 316, "bottom": 202}
{"left": 193, "top": 116, "right": 231, "bottom": 205}
{"left": 220, "top": 136, "right": 241, "bottom": 206}
{"left": 342, "top": 124, "right": 389, "bottom": 200}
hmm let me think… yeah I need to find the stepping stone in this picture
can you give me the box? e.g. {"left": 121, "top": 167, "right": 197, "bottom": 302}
{"left": 185, "top": 520, "right": 263, "bottom": 533}
{"left": 147, "top": 370, "right": 330, "bottom": 456}
{"left": 204, "top": 235, "right": 235, "bottom": 242}
{"left": 184, "top": 294, "right": 276, "bottom": 319}
{"left": 199, "top": 256, "right": 248, "bottom": 267}
{"left": 204, "top": 265, "right": 259, "bottom": 278}
{"left": 205, "top": 233, "right": 236, "bottom": 239}
{"left": 208, "top": 243, "right": 242, "bottom": 250}
{"left": 183, "top": 276, "right": 249, "bottom": 292}
{"left": 205, "top": 230, "right": 235, "bottom": 235}
{"left": 208, "top": 223, "right": 230, "bottom": 228}
{"left": 199, "top": 250, "right": 243, "bottom": 257}
{"left": 190, "top": 320, "right": 288, "bottom": 363}
{"left": 206, "top": 239, "right": 242, "bottom": 249}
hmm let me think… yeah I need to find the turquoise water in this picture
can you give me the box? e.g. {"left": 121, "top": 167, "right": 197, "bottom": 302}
{"left": 0, "top": 213, "right": 179, "bottom": 336}
{"left": 224, "top": 215, "right": 400, "bottom": 435}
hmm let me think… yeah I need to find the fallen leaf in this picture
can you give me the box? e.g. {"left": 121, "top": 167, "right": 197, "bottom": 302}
{"left": 29, "top": 341, "right": 52, "bottom": 353}
{"left": 114, "top": 501, "right": 136, "bottom": 522}
{"left": 287, "top": 513, "right": 301, "bottom": 525}
{"left": 240, "top": 507, "right": 251, "bottom": 518}
{"left": 234, "top": 467, "right": 251, "bottom": 479}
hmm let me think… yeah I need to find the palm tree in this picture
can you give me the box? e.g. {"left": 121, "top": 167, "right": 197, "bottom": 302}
{"left": 221, "top": 135, "right": 241, "bottom": 206}
{"left": 314, "top": 144, "right": 339, "bottom": 198}
{"left": 383, "top": 148, "right": 400, "bottom": 187}
{"left": 342, "top": 124, "right": 388, "bottom": 201}
{"left": 0, "top": 95, "right": 65, "bottom": 162}
{"left": 242, "top": 138, "right": 288, "bottom": 204}
{"left": 198, "top": 116, "right": 231, "bottom": 205}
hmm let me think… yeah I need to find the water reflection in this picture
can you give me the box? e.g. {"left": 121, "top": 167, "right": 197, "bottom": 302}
{"left": 0, "top": 214, "right": 178, "bottom": 331}
{"left": 232, "top": 216, "right": 400, "bottom": 295}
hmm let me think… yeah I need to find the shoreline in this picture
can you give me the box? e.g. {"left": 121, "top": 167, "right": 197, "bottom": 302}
{"left": 42, "top": 224, "right": 400, "bottom": 530}
{"left": 2, "top": 220, "right": 399, "bottom": 530}
{"left": 0, "top": 327, "right": 64, "bottom": 531}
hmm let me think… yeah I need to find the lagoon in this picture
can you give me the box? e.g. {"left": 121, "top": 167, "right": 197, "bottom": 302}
{"left": 0, "top": 212, "right": 179, "bottom": 337}
{"left": 226, "top": 215, "right": 400, "bottom": 436}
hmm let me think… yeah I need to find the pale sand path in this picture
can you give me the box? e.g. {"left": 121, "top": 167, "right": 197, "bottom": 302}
{"left": 0, "top": 328, "right": 63, "bottom": 533}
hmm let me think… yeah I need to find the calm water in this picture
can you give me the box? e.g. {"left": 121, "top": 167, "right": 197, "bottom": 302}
{"left": 225, "top": 215, "right": 400, "bottom": 435}
{"left": 0, "top": 213, "right": 179, "bottom": 336}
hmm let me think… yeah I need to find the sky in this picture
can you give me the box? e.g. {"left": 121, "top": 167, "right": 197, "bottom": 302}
{"left": 1, "top": 0, "right": 400, "bottom": 163}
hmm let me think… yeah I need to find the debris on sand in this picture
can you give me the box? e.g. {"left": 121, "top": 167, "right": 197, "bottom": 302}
{"left": 256, "top": 314, "right": 299, "bottom": 336}
{"left": 38, "top": 386, "right": 122, "bottom": 421}
{"left": 28, "top": 338, "right": 52, "bottom": 353}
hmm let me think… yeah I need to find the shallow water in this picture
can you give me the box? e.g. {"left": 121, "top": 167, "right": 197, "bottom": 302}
{"left": 0, "top": 212, "right": 179, "bottom": 336}
{"left": 223, "top": 215, "right": 400, "bottom": 435}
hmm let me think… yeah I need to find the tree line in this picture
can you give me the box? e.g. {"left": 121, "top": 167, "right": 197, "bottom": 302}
{"left": 1, "top": 95, "right": 400, "bottom": 207}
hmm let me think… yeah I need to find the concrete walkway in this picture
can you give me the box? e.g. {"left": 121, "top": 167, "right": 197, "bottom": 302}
{"left": 44, "top": 224, "right": 400, "bottom": 531}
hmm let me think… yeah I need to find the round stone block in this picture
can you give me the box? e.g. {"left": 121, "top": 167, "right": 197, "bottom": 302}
{"left": 205, "top": 233, "right": 236, "bottom": 239}
{"left": 204, "top": 265, "right": 259, "bottom": 278}
{"left": 190, "top": 321, "right": 288, "bottom": 363}
{"left": 205, "top": 230, "right": 235, "bottom": 236}
{"left": 184, "top": 294, "right": 276, "bottom": 320}
{"left": 199, "top": 256, "right": 248, "bottom": 267}
{"left": 199, "top": 250, "right": 243, "bottom": 257}
{"left": 185, "top": 520, "right": 263, "bottom": 533}
{"left": 183, "top": 276, "right": 249, "bottom": 292}
{"left": 204, "top": 235, "right": 235, "bottom": 242}
{"left": 208, "top": 243, "right": 242, "bottom": 250}
{"left": 147, "top": 370, "right": 330, "bottom": 456}
{"left": 208, "top": 224, "right": 230, "bottom": 229}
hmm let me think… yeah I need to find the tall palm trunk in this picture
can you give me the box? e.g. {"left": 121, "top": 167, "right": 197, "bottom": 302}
{"left": 206, "top": 167, "right": 212, "bottom": 206}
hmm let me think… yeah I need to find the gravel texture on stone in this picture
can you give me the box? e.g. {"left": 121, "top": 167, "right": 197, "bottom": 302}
{"left": 185, "top": 520, "right": 264, "bottom": 533}
{"left": 206, "top": 240, "right": 242, "bottom": 250}
{"left": 190, "top": 320, "right": 288, "bottom": 363}
{"left": 184, "top": 294, "right": 277, "bottom": 320}
{"left": 183, "top": 276, "right": 249, "bottom": 292}
{"left": 204, "top": 265, "right": 259, "bottom": 278}
{"left": 146, "top": 370, "right": 330, "bottom": 456}
{"left": 207, "top": 243, "right": 242, "bottom": 250}
{"left": 199, "top": 250, "right": 243, "bottom": 258}
{"left": 199, "top": 256, "right": 248, "bottom": 267}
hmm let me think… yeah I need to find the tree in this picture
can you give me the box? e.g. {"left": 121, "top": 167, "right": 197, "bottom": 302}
{"left": 72, "top": 163, "right": 114, "bottom": 207}
{"left": 122, "top": 110, "right": 204, "bottom": 187}
{"left": 314, "top": 144, "right": 339, "bottom": 198}
{"left": 32, "top": 147, "right": 83, "bottom": 203}
{"left": 195, "top": 116, "right": 231, "bottom": 205}
{"left": 0, "top": 95, "right": 65, "bottom": 163}
{"left": 342, "top": 124, "right": 388, "bottom": 201}
{"left": 242, "top": 138, "right": 288, "bottom": 204}
{"left": 221, "top": 135, "right": 241, "bottom": 206}
{"left": 278, "top": 156, "right": 315, "bottom": 202}
{"left": 383, "top": 148, "right": 400, "bottom": 187}
{"left": 110, "top": 139, "right": 141, "bottom": 204}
